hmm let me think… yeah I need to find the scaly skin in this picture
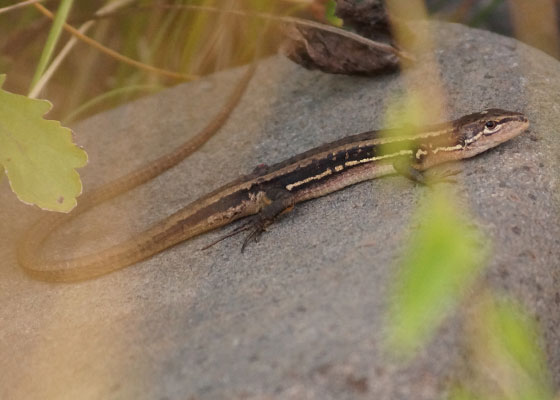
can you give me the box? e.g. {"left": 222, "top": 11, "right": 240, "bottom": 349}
{"left": 18, "top": 102, "right": 528, "bottom": 283}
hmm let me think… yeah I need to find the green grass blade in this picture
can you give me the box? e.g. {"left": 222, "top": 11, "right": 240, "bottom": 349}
{"left": 29, "top": 0, "right": 74, "bottom": 95}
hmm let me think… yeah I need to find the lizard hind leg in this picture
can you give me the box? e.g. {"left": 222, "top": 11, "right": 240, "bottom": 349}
{"left": 241, "top": 191, "right": 295, "bottom": 252}
{"left": 200, "top": 220, "right": 253, "bottom": 251}
{"left": 201, "top": 189, "right": 296, "bottom": 252}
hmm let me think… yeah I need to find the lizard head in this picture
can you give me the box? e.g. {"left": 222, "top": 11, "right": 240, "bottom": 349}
{"left": 455, "top": 109, "right": 529, "bottom": 157}
{"left": 413, "top": 109, "right": 529, "bottom": 169}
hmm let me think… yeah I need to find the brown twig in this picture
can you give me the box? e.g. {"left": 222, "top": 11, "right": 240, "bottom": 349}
{"left": 75, "top": 3, "right": 415, "bottom": 62}
{"left": 0, "top": 0, "right": 44, "bottom": 15}
{"left": 33, "top": 2, "right": 199, "bottom": 82}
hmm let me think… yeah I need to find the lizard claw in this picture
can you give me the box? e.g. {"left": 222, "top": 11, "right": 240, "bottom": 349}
{"left": 200, "top": 221, "right": 251, "bottom": 251}
{"left": 241, "top": 218, "right": 271, "bottom": 252}
{"left": 426, "top": 168, "right": 461, "bottom": 186}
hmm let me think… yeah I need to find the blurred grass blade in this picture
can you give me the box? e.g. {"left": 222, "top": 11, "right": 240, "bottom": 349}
{"left": 509, "top": 0, "right": 559, "bottom": 58}
{"left": 380, "top": 93, "right": 443, "bottom": 156}
{"left": 29, "top": 0, "right": 136, "bottom": 99}
{"left": 463, "top": 294, "right": 554, "bottom": 400}
{"left": 63, "top": 84, "right": 163, "bottom": 124}
{"left": 29, "top": 0, "right": 74, "bottom": 94}
{"left": 385, "top": 189, "right": 487, "bottom": 357}
{"left": 32, "top": 3, "right": 198, "bottom": 83}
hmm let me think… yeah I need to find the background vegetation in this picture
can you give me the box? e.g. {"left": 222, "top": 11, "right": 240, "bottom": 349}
{"left": 1, "top": 1, "right": 558, "bottom": 398}
{"left": 1, "top": 0, "right": 558, "bottom": 122}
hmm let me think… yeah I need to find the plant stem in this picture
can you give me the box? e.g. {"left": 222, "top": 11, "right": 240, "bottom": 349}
{"left": 28, "top": 0, "right": 74, "bottom": 95}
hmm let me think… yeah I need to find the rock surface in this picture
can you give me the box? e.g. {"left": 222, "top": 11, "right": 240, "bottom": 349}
{"left": 1, "top": 22, "right": 559, "bottom": 399}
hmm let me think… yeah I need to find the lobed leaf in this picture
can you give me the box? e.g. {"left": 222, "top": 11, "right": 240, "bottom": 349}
{"left": 0, "top": 75, "right": 88, "bottom": 212}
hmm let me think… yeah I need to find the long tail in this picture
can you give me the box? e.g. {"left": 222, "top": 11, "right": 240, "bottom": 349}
{"left": 17, "top": 63, "right": 256, "bottom": 283}
{"left": 17, "top": 197, "right": 254, "bottom": 282}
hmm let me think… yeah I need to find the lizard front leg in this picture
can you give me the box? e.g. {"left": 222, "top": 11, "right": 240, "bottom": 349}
{"left": 392, "top": 158, "right": 459, "bottom": 186}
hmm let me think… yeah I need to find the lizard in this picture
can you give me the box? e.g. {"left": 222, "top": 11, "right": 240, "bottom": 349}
{"left": 17, "top": 106, "right": 529, "bottom": 283}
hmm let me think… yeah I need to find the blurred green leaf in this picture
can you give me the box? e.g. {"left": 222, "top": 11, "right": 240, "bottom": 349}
{"left": 179, "top": 0, "right": 215, "bottom": 74}
{"left": 385, "top": 189, "right": 487, "bottom": 357}
{"left": 380, "top": 92, "right": 449, "bottom": 157}
{"left": 465, "top": 295, "right": 553, "bottom": 400}
{"left": 325, "top": 0, "right": 343, "bottom": 27}
{"left": 0, "top": 75, "right": 88, "bottom": 212}
{"left": 490, "top": 301, "right": 545, "bottom": 379}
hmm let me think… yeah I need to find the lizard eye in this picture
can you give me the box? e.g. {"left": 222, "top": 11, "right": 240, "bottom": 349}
{"left": 483, "top": 120, "right": 500, "bottom": 134}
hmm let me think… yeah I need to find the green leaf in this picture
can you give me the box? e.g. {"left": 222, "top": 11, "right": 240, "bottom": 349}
{"left": 0, "top": 75, "right": 88, "bottom": 212}
{"left": 385, "top": 189, "right": 487, "bottom": 357}
{"left": 467, "top": 295, "right": 553, "bottom": 400}
{"left": 325, "top": 0, "right": 343, "bottom": 27}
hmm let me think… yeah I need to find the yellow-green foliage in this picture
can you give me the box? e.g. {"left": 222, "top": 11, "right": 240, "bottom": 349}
{"left": 325, "top": 0, "right": 343, "bottom": 27}
{"left": 450, "top": 295, "right": 553, "bottom": 400}
{"left": 0, "top": 75, "right": 87, "bottom": 212}
{"left": 385, "top": 189, "right": 487, "bottom": 356}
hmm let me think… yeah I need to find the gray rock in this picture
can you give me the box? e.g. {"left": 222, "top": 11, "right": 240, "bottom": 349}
{"left": 1, "top": 22, "right": 559, "bottom": 399}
